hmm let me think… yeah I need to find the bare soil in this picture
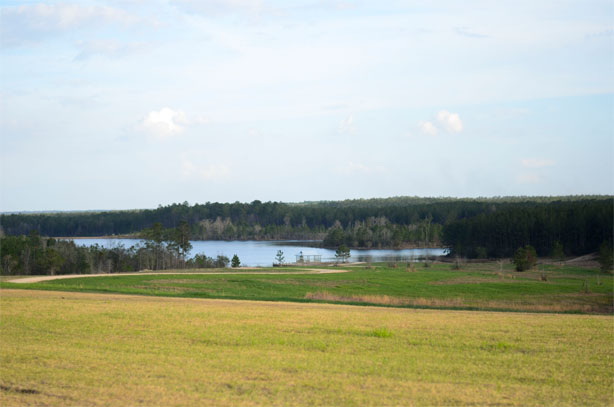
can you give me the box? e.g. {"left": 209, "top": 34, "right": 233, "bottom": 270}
{"left": 5, "top": 268, "right": 351, "bottom": 284}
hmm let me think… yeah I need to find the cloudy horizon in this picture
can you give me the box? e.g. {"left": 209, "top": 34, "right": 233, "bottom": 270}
{"left": 1, "top": 1, "right": 612, "bottom": 211}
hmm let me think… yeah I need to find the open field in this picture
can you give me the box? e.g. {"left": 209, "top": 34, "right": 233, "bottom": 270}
{"left": 2, "top": 262, "right": 612, "bottom": 313}
{"left": 1, "top": 289, "right": 612, "bottom": 406}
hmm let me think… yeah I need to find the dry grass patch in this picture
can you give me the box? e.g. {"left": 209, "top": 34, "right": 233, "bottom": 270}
{"left": 304, "top": 291, "right": 609, "bottom": 312}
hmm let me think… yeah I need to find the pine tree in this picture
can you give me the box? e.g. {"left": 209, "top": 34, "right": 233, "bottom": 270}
{"left": 275, "top": 250, "right": 285, "bottom": 266}
{"left": 231, "top": 254, "right": 241, "bottom": 268}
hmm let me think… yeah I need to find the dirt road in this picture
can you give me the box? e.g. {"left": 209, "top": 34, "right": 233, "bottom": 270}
{"left": 6, "top": 268, "right": 351, "bottom": 284}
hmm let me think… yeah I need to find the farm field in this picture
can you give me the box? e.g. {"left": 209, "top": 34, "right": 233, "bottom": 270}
{"left": 1, "top": 289, "right": 612, "bottom": 406}
{"left": 2, "top": 262, "right": 612, "bottom": 314}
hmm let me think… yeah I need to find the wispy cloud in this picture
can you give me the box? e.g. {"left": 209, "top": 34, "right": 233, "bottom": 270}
{"left": 338, "top": 114, "right": 355, "bottom": 135}
{"left": 515, "top": 173, "right": 542, "bottom": 184}
{"left": 521, "top": 158, "right": 555, "bottom": 168}
{"left": 171, "top": 0, "right": 269, "bottom": 18}
{"left": 74, "top": 39, "right": 146, "bottom": 61}
{"left": 181, "top": 158, "right": 230, "bottom": 180}
{"left": 1, "top": 3, "right": 139, "bottom": 46}
{"left": 454, "top": 26, "right": 489, "bottom": 39}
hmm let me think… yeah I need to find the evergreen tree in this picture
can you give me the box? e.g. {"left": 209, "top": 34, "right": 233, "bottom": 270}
{"left": 173, "top": 221, "right": 192, "bottom": 267}
{"left": 275, "top": 250, "right": 285, "bottom": 266}
{"left": 231, "top": 254, "right": 240, "bottom": 268}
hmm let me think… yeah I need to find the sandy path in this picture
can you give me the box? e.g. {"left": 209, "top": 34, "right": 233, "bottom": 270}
{"left": 6, "top": 268, "right": 351, "bottom": 284}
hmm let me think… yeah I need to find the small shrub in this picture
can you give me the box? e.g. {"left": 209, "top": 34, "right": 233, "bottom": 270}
{"left": 423, "top": 261, "right": 430, "bottom": 268}
{"left": 540, "top": 273, "right": 548, "bottom": 282}
{"left": 513, "top": 245, "right": 537, "bottom": 271}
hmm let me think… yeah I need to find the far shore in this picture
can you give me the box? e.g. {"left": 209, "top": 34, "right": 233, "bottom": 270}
{"left": 54, "top": 236, "right": 445, "bottom": 251}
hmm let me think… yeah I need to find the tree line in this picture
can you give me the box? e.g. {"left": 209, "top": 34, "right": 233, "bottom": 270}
{"left": 442, "top": 199, "right": 612, "bottom": 258}
{"left": 0, "top": 225, "right": 230, "bottom": 276}
{"left": 1, "top": 196, "right": 611, "bottom": 256}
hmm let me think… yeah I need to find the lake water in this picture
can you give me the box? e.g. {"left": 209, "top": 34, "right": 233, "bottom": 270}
{"left": 67, "top": 238, "right": 447, "bottom": 267}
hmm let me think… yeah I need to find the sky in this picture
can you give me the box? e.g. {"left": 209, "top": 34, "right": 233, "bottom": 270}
{"left": 0, "top": 0, "right": 613, "bottom": 211}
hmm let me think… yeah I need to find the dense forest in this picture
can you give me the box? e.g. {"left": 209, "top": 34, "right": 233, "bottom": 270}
{"left": 1, "top": 196, "right": 612, "bottom": 259}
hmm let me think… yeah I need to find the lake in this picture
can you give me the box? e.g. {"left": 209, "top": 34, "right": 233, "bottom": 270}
{"left": 67, "top": 238, "right": 448, "bottom": 267}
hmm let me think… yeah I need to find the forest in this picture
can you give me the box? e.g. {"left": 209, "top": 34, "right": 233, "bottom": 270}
{"left": 0, "top": 225, "right": 230, "bottom": 275}
{"left": 1, "top": 196, "right": 611, "bottom": 260}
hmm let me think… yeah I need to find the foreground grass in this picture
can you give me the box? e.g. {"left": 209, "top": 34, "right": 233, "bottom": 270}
{"left": 2, "top": 262, "right": 612, "bottom": 313}
{"left": 1, "top": 289, "right": 612, "bottom": 406}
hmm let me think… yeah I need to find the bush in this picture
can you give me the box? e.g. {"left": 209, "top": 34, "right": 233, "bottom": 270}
{"left": 215, "top": 255, "right": 230, "bottom": 268}
{"left": 513, "top": 245, "right": 537, "bottom": 271}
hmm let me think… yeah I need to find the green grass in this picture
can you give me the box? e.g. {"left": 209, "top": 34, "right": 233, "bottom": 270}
{"left": 2, "top": 262, "right": 612, "bottom": 313}
{"left": 1, "top": 289, "right": 612, "bottom": 406}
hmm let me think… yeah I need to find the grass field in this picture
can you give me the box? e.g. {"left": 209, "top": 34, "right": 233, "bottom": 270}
{"left": 2, "top": 262, "right": 612, "bottom": 313}
{"left": 1, "top": 289, "right": 612, "bottom": 406}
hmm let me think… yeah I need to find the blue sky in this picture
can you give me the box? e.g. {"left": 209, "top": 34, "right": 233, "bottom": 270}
{"left": 0, "top": 0, "right": 612, "bottom": 211}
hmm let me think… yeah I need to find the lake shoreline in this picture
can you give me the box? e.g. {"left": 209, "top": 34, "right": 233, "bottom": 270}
{"left": 56, "top": 236, "right": 445, "bottom": 251}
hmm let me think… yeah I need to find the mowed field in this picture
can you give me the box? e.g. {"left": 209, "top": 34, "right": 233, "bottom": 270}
{"left": 1, "top": 289, "right": 612, "bottom": 406}
{"left": 3, "top": 262, "right": 612, "bottom": 313}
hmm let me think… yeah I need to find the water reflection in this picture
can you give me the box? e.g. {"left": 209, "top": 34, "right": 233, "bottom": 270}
{"left": 67, "top": 238, "right": 447, "bottom": 267}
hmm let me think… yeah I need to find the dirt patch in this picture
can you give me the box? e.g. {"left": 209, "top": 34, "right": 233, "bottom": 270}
{"left": 562, "top": 253, "right": 600, "bottom": 268}
{"left": 5, "top": 268, "right": 351, "bottom": 284}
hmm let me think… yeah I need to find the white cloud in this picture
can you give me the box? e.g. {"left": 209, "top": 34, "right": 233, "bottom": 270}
{"left": 418, "top": 120, "right": 438, "bottom": 136}
{"left": 1, "top": 4, "right": 138, "bottom": 46}
{"left": 139, "top": 108, "right": 187, "bottom": 139}
{"left": 338, "top": 114, "right": 355, "bottom": 134}
{"left": 436, "top": 110, "right": 463, "bottom": 133}
{"left": 521, "top": 158, "right": 555, "bottom": 168}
